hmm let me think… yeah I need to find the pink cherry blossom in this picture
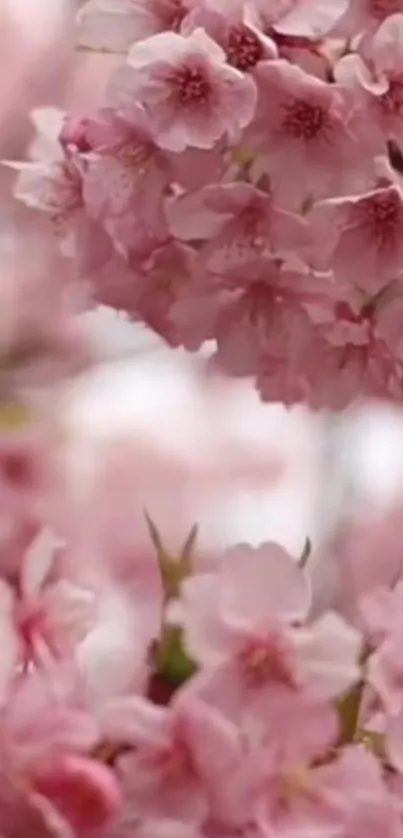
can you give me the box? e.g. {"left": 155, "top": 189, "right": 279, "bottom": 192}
{"left": 255, "top": 745, "right": 401, "bottom": 838}
{"left": 82, "top": 106, "right": 171, "bottom": 257}
{"left": 124, "top": 240, "right": 197, "bottom": 345}
{"left": 181, "top": 542, "right": 361, "bottom": 723}
{"left": 113, "top": 691, "right": 246, "bottom": 824}
{"left": 182, "top": 5, "right": 278, "bottom": 75}
{"left": 12, "top": 527, "right": 96, "bottom": 665}
{"left": 122, "top": 29, "right": 257, "bottom": 151}
{"left": 82, "top": 106, "right": 170, "bottom": 215}
{"left": 335, "top": 13, "right": 403, "bottom": 147}
{"left": 168, "top": 182, "right": 310, "bottom": 273}
{"left": 299, "top": 290, "right": 403, "bottom": 408}
{"left": 0, "top": 661, "right": 107, "bottom": 834}
{"left": 9, "top": 150, "right": 113, "bottom": 277}
{"left": 309, "top": 183, "right": 403, "bottom": 293}
{"left": 247, "top": 59, "right": 379, "bottom": 208}
{"left": 33, "top": 754, "right": 122, "bottom": 832}
{"left": 0, "top": 662, "right": 98, "bottom": 774}
{"left": 170, "top": 257, "right": 318, "bottom": 378}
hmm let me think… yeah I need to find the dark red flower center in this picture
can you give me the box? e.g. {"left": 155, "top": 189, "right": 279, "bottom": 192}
{"left": 282, "top": 100, "right": 325, "bottom": 141}
{"left": 227, "top": 25, "right": 263, "bottom": 72}
{"left": 173, "top": 66, "right": 211, "bottom": 106}
{"left": 357, "top": 191, "right": 401, "bottom": 246}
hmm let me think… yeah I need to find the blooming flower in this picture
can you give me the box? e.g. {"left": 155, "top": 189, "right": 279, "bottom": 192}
{"left": 9, "top": 150, "right": 113, "bottom": 276}
{"left": 168, "top": 182, "right": 310, "bottom": 273}
{"left": 123, "top": 29, "right": 257, "bottom": 151}
{"left": 247, "top": 59, "right": 379, "bottom": 208}
{"left": 112, "top": 691, "right": 247, "bottom": 824}
{"left": 309, "top": 183, "right": 403, "bottom": 293}
{"left": 181, "top": 542, "right": 361, "bottom": 724}
{"left": 335, "top": 13, "right": 403, "bottom": 147}
{"left": 255, "top": 745, "right": 401, "bottom": 838}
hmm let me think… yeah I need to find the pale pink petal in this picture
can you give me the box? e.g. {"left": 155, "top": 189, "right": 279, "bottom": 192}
{"left": 99, "top": 694, "right": 168, "bottom": 744}
{"left": 44, "top": 581, "right": 96, "bottom": 647}
{"left": 77, "top": 585, "right": 151, "bottom": 704}
{"left": 295, "top": 611, "right": 362, "bottom": 700}
{"left": 274, "top": 0, "right": 349, "bottom": 38}
{"left": 181, "top": 574, "right": 235, "bottom": 666}
{"left": 370, "top": 12, "right": 403, "bottom": 77}
{"left": 175, "top": 694, "right": 252, "bottom": 826}
{"left": 34, "top": 755, "right": 122, "bottom": 832}
{"left": 21, "top": 527, "right": 61, "bottom": 599}
{"left": 221, "top": 542, "right": 311, "bottom": 629}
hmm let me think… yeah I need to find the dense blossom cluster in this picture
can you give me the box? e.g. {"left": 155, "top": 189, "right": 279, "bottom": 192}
{"left": 3, "top": 1, "right": 403, "bottom": 837}
{"left": 10, "top": 0, "right": 403, "bottom": 407}
{"left": 0, "top": 446, "right": 403, "bottom": 838}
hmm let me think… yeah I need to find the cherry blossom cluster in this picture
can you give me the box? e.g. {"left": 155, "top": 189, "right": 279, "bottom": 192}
{"left": 9, "top": 0, "right": 403, "bottom": 407}
{"left": 1, "top": 444, "right": 403, "bottom": 838}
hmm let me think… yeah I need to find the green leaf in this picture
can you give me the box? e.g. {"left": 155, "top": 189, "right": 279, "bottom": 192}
{"left": 154, "top": 625, "right": 197, "bottom": 687}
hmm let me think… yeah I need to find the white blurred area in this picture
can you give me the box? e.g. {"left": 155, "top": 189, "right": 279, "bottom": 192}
{"left": 61, "top": 314, "right": 322, "bottom": 557}
{"left": 59, "top": 309, "right": 403, "bottom": 560}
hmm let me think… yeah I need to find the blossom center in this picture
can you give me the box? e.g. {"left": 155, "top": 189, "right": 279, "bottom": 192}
{"left": 238, "top": 636, "right": 297, "bottom": 689}
{"left": 282, "top": 100, "right": 325, "bottom": 141}
{"left": 122, "top": 141, "right": 152, "bottom": 170}
{"left": 277, "top": 764, "right": 315, "bottom": 806}
{"left": 14, "top": 599, "right": 46, "bottom": 653}
{"left": 227, "top": 25, "right": 263, "bottom": 72}
{"left": 358, "top": 192, "right": 400, "bottom": 245}
{"left": 172, "top": 66, "right": 211, "bottom": 106}
{"left": 155, "top": 740, "right": 196, "bottom": 781}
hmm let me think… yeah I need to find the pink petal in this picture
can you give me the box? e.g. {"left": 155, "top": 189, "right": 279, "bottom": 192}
{"left": 181, "top": 574, "right": 236, "bottom": 666}
{"left": 274, "top": 0, "right": 349, "bottom": 38}
{"left": 175, "top": 693, "right": 251, "bottom": 826}
{"left": 34, "top": 755, "right": 122, "bottom": 831}
{"left": 21, "top": 527, "right": 60, "bottom": 599}
{"left": 295, "top": 611, "right": 362, "bottom": 700}
{"left": 100, "top": 695, "right": 169, "bottom": 746}
{"left": 220, "top": 542, "right": 311, "bottom": 630}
